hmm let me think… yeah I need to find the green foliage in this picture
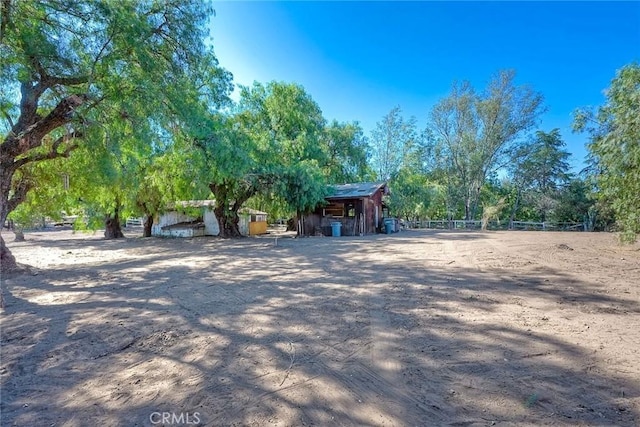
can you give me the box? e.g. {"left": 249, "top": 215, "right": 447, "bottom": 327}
{"left": 389, "top": 168, "right": 439, "bottom": 220}
{"left": 574, "top": 63, "right": 640, "bottom": 242}
{"left": 238, "top": 83, "right": 329, "bottom": 209}
{"left": 186, "top": 82, "right": 334, "bottom": 234}
{"left": 229, "top": 82, "right": 371, "bottom": 223}
{"left": 275, "top": 160, "right": 329, "bottom": 215}
{"left": 0, "top": 0, "right": 231, "bottom": 229}
{"left": 508, "top": 129, "right": 573, "bottom": 221}
{"left": 428, "top": 70, "right": 545, "bottom": 220}
{"left": 370, "top": 107, "right": 420, "bottom": 181}
{"left": 6, "top": 157, "right": 74, "bottom": 228}
{"left": 238, "top": 81, "right": 326, "bottom": 164}
{"left": 552, "top": 178, "right": 594, "bottom": 223}
{"left": 190, "top": 112, "right": 270, "bottom": 232}
{"left": 322, "top": 120, "right": 372, "bottom": 183}
{"left": 369, "top": 107, "right": 439, "bottom": 222}
{"left": 527, "top": 129, "right": 572, "bottom": 193}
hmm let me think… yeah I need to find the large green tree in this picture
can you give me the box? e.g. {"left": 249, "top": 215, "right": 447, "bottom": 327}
{"left": 428, "top": 70, "right": 545, "bottom": 220}
{"left": 370, "top": 106, "right": 419, "bottom": 181}
{"left": 552, "top": 178, "right": 594, "bottom": 225}
{"left": 191, "top": 82, "right": 330, "bottom": 237}
{"left": 322, "top": 120, "right": 371, "bottom": 183}
{"left": 0, "top": 0, "right": 231, "bottom": 270}
{"left": 574, "top": 63, "right": 640, "bottom": 242}
{"left": 388, "top": 168, "right": 440, "bottom": 222}
{"left": 507, "top": 129, "right": 572, "bottom": 224}
{"left": 247, "top": 119, "right": 370, "bottom": 222}
{"left": 190, "top": 113, "right": 272, "bottom": 238}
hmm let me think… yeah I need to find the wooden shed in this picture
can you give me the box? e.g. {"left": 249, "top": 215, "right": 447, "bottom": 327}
{"left": 239, "top": 208, "right": 268, "bottom": 236}
{"left": 302, "top": 182, "right": 390, "bottom": 236}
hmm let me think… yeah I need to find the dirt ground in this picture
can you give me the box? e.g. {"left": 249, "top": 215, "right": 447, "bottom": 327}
{"left": 1, "top": 227, "right": 639, "bottom": 426}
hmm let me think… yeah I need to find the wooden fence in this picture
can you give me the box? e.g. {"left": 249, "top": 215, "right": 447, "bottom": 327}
{"left": 403, "top": 219, "right": 587, "bottom": 231}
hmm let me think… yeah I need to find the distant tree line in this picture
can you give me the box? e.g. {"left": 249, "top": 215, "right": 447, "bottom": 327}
{"left": 370, "top": 66, "right": 638, "bottom": 241}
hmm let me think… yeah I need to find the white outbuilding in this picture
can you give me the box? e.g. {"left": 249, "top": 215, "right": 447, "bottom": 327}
{"left": 151, "top": 201, "right": 268, "bottom": 237}
{"left": 151, "top": 200, "right": 219, "bottom": 238}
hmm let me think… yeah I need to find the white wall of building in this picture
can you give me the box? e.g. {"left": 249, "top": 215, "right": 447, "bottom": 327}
{"left": 152, "top": 208, "right": 221, "bottom": 237}
{"left": 203, "top": 209, "right": 220, "bottom": 236}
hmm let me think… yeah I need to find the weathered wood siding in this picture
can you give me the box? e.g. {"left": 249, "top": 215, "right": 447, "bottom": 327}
{"left": 303, "top": 186, "right": 386, "bottom": 236}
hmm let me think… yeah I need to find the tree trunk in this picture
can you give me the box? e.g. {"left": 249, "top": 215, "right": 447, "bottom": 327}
{"left": 464, "top": 197, "right": 472, "bottom": 221}
{"left": 143, "top": 215, "right": 153, "bottom": 237}
{"left": 470, "top": 183, "right": 483, "bottom": 221}
{"left": 508, "top": 190, "right": 521, "bottom": 230}
{"left": 1, "top": 233, "right": 18, "bottom": 272}
{"left": 1, "top": 167, "right": 19, "bottom": 272}
{"left": 214, "top": 205, "right": 242, "bottom": 238}
{"left": 470, "top": 193, "right": 480, "bottom": 221}
{"left": 13, "top": 229, "right": 24, "bottom": 242}
{"left": 8, "top": 220, "right": 25, "bottom": 242}
{"left": 104, "top": 216, "right": 124, "bottom": 239}
{"left": 104, "top": 206, "right": 124, "bottom": 239}
{"left": 296, "top": 209, "right": 303, "bottom": 236}
{"left": 209, "top": 181, "right": 254, "bottom": 238}
{"left": 0, "top": 233, "right": 8, "bottom": 307}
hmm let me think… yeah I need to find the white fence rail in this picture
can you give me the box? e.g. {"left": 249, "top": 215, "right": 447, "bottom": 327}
{"left": 126, "top": 217, "right": 144, "bottom": 226}
{"left": 404, "top": 219, "right": 587, "bottom": 231}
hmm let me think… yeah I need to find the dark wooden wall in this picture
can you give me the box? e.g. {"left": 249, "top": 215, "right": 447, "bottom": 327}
{"left": 303, "top": 188, "right": 386, "bottom": 236}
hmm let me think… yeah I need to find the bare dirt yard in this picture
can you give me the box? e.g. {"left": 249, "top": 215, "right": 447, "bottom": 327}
{"left": 1, "top": 228, "right": 639, "bottom": 426}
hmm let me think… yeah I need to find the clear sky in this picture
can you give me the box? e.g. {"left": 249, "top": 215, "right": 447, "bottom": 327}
{"left": 208, "top": 1, "right": 640, "bottom": 172}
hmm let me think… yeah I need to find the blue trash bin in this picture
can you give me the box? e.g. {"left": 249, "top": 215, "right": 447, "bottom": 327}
{"left": 384, "top": 219, "right": 393, "bottom": 234}
{"left": 331, "top": 222, "right": 342, "bottom": 237}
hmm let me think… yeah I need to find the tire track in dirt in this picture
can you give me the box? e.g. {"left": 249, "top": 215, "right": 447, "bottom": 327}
{"left": 366, "top": 291, "right": 447, "bottom": 424}
{"left": 267, "top": 339, "right": 447, "bottom": 425}
{"left": 369, "top": 293, "right": 402, "bottom": 383}
{"left": 316, "top": 357, "right": 445, "bottom": 425}
{"left": 229, "top": 293, "right": 448, "bottom": 425}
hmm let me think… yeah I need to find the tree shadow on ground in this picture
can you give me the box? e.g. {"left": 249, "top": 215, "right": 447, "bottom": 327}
{"left": 1, "top": 231, "right": 638, "bottom": 426}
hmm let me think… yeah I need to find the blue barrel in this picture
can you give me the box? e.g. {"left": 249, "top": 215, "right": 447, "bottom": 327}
{"left": 331, "top": 222, "right": 342, "bottom": 237}
{"left": 384, "top": 219, "right": 393, "bottom": 234}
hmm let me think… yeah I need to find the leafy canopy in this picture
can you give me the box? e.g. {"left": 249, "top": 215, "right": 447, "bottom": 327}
{"left": 574, "top": 63, "right": 640, "bottom": 242}
{"left": 428, "top": 70, "right": 545, "bottom": 220}
{"left": 0, "top": 0, "right": 231, "bottom": 232}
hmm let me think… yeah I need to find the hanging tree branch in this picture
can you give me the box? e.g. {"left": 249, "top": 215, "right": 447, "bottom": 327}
{"left": 13, "top": 130, "right": 83, "bottom": 170}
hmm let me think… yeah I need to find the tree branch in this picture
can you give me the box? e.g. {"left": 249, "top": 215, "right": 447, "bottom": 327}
{"left": 6, "top": 177, "right": 33, "bottom": 217}
{"left": 13, "top": 130, "right": 82, "bottom": 170}
{"left": 3, "top": 93, "right": 87, "bottom": 157}
{"left": 91, "top": 32, "right": 115, "bottom": 78}
{"left": 2, "top": 110, "right": 14, "bottom": 129}
{"left": 32, "top": 62, "right": 89, "bottom": 91}
{"left": 45, "top": 74, "right": 90, "bottom": 87}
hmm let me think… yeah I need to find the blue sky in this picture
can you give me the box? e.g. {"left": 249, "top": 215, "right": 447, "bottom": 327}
{"left": 208, "top": 1, "right": 640, "bottom": 171}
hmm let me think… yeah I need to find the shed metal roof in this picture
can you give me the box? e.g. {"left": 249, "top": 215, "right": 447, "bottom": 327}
{"left": 239, "top": 208, "right": 268, "bottom": 216}
{"left": 169, "top": 201, "right": 267, "bottom": 216}
{"left": 174, "top": 200, "right": 216, "bottom": 208}
{"left": 326, "top": 182, "right": 388, "bottom": 199}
